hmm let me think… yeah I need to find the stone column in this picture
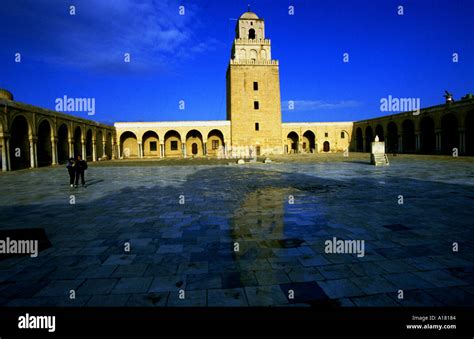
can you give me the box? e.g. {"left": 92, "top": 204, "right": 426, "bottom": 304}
{"left": 102, "top": 136, "right": 106, "bottom": 159}
{"left": 415, "top": 133, "right": 421, "bottom": 152}
{"left": 398, "top": 135, "right": 403, "bottom": 153}
{"left": 5, "top": 136, "right": 11, "bottom": 171}
{"left": 203, "top": 140, "right": 207, "bottom": 156}
{"left": 459, "top": 129, "right": 466, "bottom": 155}
{"left": 182, "top": 143, "right": 186, "bottom": 158}
{"left": 68, "top": 138, "right": 74, "bottom": 158}
{"left": 435, "top": 129, "right": 442, "bottom": 152}
{"left": 1, "top": 135, "right": 8, "bottom": 172}
{"left": 138, "top": 141, "right": 143, "bottom": 158}
{"left": 113, "top": 141, "right": 118, "bottom": 159}
{"left": 30, "top": 137, "right": 38, "bottom": 168}
{"left": 92, "top": 140, "right": 97, "bottom": 161}
{"left": 51, "top": 137, "right": 58, "bottom": 165}
{"left": 81, "top": 139, "right": 86, "bottom": 158}
{"left": 160, "top": 143, "right": 164, "bottom": 158}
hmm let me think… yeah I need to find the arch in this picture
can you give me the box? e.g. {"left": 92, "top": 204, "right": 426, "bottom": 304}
{"left": 386, "top": 122, "right": 398, "bottom": 152}
{"left": 420, "top": 117, "right": 435, "bottom": 154}
{"left": 86, "top": 129, "right": 93, "bottom": 161}
{"left": 186, "top": 130, "right": 203, "bottom": 157}
{"left": 120, "top": 131, "right": 138, "bottom": 158}
{"left": 365, "top": 126, "right": 373, "bottom": 152}
{"left": 441, "top": 113, "right": 458, "bottom": 154}
{"left": 73, "top": 126, "right": 82, "bottom": 157}
{"left": 466, "top": 111, "right": 474, "bottom": 155}
{"left": 142, "top": 130, "right": 160, "bottom": 157}
{"left": 248, "top": 28, "right": 255, "bottom": 39}
{"left": 37, "top": 117, "right": 54, "bottom": 133}
{"left": 10, "top": 115, "right": 30, "bottom": 170}
{"left": 249, "top": 49, "right": 257, "bottom": 61}
{"left": 240, "top": 49, "right": 246, "bottom": 59}
{"left": 261, "top": 49, "right": 267, "bottom": 59}
{"left": 375, "top": 124, "right": 384, "bottom": 142}
{"left": 57, "top": 123, "right": 69, "bottom": 163}
{"left": 164, "top": 130, "right": 182, "bottom": 157}
{"left": 37, "top": 119, "right": 52, "bottom": 167}
{"left": 355, "top": 127, "right": 363, "bottom": 151}
{"left": 207, "top": 129, "right": 225, "bottom": 157}
{"left": 286, "top": 132, "right": 299, "bottom": 154}
{"left": 323, "top": 141, "right": 330, "bottom": 152}
{"left": 106, "top": 132, "right": 113, "bottom": 159}
{"left": 402, "top": 119, "right": 415, "bottom": 153}
{"left": 10, "top": 113, "right": 33, "bottom": 137}
{"left": 96, "top": 130, "right": 104, "bottom": 159}
{"left": 302, "top": 130, "right": 315, "bottom": 153}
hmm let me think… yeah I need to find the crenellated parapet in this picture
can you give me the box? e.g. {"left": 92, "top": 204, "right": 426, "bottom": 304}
{"left": 230, "top": 59, "right": 278, "bottom": 66}
{"left": 234, "top": 38, "right": 271, "bottom": 45}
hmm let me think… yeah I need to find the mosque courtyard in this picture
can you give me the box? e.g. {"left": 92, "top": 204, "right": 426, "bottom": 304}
{"left": 0, "top": 153, "right": 473, "bottom": 307}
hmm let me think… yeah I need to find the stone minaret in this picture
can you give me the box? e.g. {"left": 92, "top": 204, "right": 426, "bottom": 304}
{"left": 226, "top": 10, "right": 283, "bottom": 156}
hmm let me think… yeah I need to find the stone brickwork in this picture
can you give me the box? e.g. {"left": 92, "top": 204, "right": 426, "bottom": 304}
{"left": 226, "top": 63, "right": 283, "bottom": 155}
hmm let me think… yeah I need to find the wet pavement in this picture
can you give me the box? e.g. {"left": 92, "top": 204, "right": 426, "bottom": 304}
{"left": 0, "top": 154, "right": 473, "bottom": 307}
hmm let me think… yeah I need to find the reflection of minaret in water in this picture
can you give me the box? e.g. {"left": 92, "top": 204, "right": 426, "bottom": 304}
{"left": 231, "top": 187, "right": 289, "bottom": 260}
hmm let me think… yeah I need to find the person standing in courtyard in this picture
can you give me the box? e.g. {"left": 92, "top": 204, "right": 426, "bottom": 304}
{"left": 66, "top": 157, "right": 75, "bottom": 187}
{"left": 74, "top": 154, "right": 88, "bottom": 188}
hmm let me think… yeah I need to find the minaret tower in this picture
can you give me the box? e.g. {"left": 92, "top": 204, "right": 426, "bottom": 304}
{"left": 226, "top": 9, "right": 283, "bottom": 156}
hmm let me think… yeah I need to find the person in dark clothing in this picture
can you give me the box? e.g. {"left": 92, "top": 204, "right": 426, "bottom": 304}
{"left": 66, "top": 158, "right": 76, "bottom": 187}
{"left": 74, "top": 154, "right": 88, "bottom": 188}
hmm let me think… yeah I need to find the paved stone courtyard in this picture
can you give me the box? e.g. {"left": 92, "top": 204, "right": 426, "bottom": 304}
{"left": 1, "top": 154, "right": 473, "bottom": 307}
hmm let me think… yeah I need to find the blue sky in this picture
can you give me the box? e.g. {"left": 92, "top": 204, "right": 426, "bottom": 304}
{"left": 1, "top": 0, "right": 473, "bottom": 125}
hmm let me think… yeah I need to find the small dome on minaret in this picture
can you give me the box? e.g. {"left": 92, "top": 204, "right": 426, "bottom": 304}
{"left": 0, "top": 89, "right": 13, "bottom": 100}
{"left": 240, "top": 11, "right": 259, "bottom": 19}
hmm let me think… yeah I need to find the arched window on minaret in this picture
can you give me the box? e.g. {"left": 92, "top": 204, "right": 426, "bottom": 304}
{"left": 248, "top": 28, "right": 255, "bottom": 40}
{"left": 250, "top": 49, "right": 257, "bottom": 61}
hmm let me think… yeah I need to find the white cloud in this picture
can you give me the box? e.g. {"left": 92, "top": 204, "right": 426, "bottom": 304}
{"left": 281, "top": 99, "right": 361, "bottom": 111}
{"left": 5, "top": 0, "right": 217, "bottom": 73}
